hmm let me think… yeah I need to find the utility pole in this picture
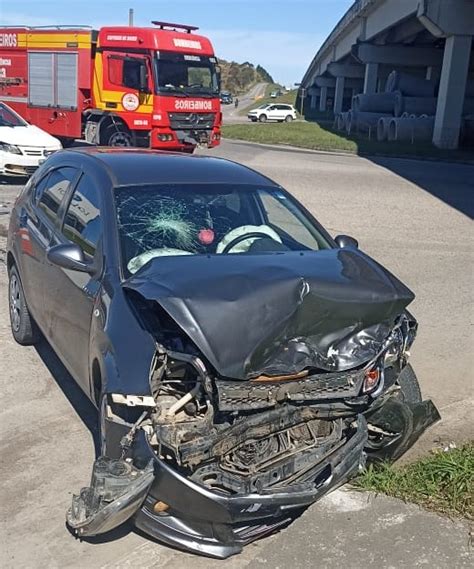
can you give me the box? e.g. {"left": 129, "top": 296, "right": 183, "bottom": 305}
{"left": 128, "top": 8, "right": 134, "bottom": 26}
{"left": 294, "top": 82, "right": 306, "bottom": 118}
{"left": 300, "top": 87, "right": 306, "bottom": 117}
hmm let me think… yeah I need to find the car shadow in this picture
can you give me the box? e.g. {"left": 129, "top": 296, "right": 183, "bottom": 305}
{"left": 305, "top": 118, "right": 474, "bottom": 220}
{"left": 34, "top": 337, "right": 138, "bottom": 543}
{"left": 34, "top": 336, "right": 101, "bottom": 457}
{"left": 0, "top": 175, "right": 28, "bottom": 185}
{"left": 65, "top": 520, "right": 135, "bottom": 543}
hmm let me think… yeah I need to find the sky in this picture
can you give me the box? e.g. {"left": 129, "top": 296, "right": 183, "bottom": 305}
{"left": 0, "top": 0, "right": 354, "bottom": 85}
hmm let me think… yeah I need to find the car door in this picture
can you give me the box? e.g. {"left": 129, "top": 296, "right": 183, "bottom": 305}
{"left": 45, "top": 172, "right": 104, "bottom": 393}
{"left": 17, "top": 167, "right": 78, "bottom": 328}
{"left": 275, "top": 105, "right": 286, "bottom": 121}
{"left": 279, "top": 105, "right": 291, "bottom": 121}
{"left": 266, "top": 105, "right": 278, "bottom": 120}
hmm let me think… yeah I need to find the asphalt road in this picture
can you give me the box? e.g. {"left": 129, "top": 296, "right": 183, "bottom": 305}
{"left": 0, "top": 142, "right": 473, "bottom": 568}
{"left": 221, "top": 82, "right": 267, "bottom": 124}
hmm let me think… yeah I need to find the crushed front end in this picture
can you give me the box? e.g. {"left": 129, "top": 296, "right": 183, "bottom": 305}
{"left": 67, "top": 310, "right": 438, "bottom": 558}
{"left": 66, "top": 251, "right": 440, "bottom": 557}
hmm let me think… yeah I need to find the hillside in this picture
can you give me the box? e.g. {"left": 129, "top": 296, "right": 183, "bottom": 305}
{"left": 219, "top": 59, "right": 274, "bottom": 94}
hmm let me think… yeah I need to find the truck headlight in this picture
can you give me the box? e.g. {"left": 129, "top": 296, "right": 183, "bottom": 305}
{"left": 0, "top": 142, "right": 22, "bottom": 155}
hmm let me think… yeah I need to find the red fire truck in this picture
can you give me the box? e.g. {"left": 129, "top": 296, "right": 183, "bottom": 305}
{"left": 0, "top": 22, "right": 222, "bottom": 151}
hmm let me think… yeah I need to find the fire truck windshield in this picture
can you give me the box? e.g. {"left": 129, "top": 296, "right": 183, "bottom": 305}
{"left": 154, "top": 52, "right": 219, "bottom": 97}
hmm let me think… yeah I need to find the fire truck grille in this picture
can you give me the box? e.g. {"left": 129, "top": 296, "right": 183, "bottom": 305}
{"left": 168, "top": 112, "right": 215, "bottom": 130}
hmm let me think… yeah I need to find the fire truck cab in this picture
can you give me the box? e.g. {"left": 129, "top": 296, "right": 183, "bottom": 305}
{"left": 0, "top": 22, "right": 222, "bottom": 151}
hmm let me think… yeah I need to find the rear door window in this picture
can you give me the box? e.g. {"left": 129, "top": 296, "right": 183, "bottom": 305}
{"left": 37, "top": 167, "right": 77, "bottom": 224}
{"left": 62, "top": 174, "right": 102, "bottom": 259}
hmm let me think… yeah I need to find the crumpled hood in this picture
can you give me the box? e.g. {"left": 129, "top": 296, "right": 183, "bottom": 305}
{"left": 0, "top": 124, "right": 61, "bottom": 148}
{"left": 124, "top": 249, "right": 414, "bottom": 379}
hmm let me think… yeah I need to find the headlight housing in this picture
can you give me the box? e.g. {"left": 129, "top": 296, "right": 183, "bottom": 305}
{"left": 0, "top": 141, "right": 22, "bottom": 155}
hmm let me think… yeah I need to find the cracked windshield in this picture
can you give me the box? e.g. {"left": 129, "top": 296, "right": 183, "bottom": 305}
{"left": 114, "top": 185, "right": 329, "bottom": 274}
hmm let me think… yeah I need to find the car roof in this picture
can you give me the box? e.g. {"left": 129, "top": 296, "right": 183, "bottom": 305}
{"left": 60, "top": 147, "right": 277, "bottom": 188}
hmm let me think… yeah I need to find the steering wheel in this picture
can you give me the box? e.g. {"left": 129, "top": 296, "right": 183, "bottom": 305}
{"left": 221, "top": 231, "right": 276, "bottom": 254}
{"left": 217, "top": 225, "right": 282, "bottom": 254}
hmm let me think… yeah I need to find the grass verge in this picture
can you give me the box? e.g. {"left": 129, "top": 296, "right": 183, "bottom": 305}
{"left": 355, "top": 443, "right": 474, "bottom": 520}
{"left": 222, "top": 122, "right": 474, "bottom": 162}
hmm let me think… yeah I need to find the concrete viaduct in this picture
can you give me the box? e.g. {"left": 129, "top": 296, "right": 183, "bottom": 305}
{"left": 299, "top": 0, "right": 474, "bottom": 148}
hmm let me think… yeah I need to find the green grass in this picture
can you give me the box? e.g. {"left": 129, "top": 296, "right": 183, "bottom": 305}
{"left": 355, "top": 444, "right": 474, "bottom": 520}
{"left": 222, "top": 121, "right": 474, "bottom": 162}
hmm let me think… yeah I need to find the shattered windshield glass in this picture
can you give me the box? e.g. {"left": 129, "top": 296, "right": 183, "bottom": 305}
{"left": 114, "top": 184, "right": 331, "bottom": 275}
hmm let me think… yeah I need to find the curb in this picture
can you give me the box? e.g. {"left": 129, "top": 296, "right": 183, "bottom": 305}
{"left": 222, "top": 137, "right": 474, "bottom": 166}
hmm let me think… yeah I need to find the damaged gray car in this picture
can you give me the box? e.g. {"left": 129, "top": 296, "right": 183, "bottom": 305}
{"left": 7, "top": 148, "right": 440, "bottom": 558}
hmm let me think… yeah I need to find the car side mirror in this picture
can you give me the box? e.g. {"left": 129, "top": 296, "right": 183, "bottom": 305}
{"left": 47, "top": 243, "right": 93, "bottom": 273}
{"left": 335, "top": 234, "right": 359, "bottom": 249}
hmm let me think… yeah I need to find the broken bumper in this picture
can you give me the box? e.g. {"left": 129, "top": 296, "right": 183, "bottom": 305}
{"left": 133, "top": 415, "right": 367, "bottom": 559}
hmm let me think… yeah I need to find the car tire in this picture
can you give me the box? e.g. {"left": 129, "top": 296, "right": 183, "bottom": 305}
{"left": 259, "top": 114, "right": 267, "bottom": 123}
{"left": 285, "top": 115, "right": 294, "bottom": 123}
{"left": 8, "top": 265, "right": 40, "bottom": 345}
{"left": 397, "top": 364, "right": 422, "bottom": 404}
{"left": 103, "top": 125, "right": 133, "bottom": 147}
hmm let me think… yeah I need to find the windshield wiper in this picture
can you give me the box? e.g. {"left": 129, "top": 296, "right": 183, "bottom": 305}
{"left": 160, "top": 86, "right": 189, "bottom": 97}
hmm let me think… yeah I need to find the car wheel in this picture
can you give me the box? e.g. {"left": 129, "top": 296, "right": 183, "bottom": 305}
{"left": 103, "top": 125, "right": 133, "bottom": 147}
{"left": 397, "top": 364, "right": 422, "bottom": 404}
{"left": 285, "top": 115, "right": 294, "bottom": 123}
{"left": 259, "top": 114, "right": 267, "bottom": 123}
{"left": 8, "top": 265, "right": 39, "bottom": 345}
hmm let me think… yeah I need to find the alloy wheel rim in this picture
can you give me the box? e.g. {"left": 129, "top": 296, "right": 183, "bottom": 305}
{"left": 108, "top": 131, "right": 132, "bottom": 147}
{"left": 9, "top": 275, "right": 21, "bottom": 332}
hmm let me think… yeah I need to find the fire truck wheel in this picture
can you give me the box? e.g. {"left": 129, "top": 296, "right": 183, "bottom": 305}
{"left": 103, "top": 125, "right": 133, "bottom": 147}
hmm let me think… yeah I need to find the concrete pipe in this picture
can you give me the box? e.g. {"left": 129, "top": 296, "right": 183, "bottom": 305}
{"left": 394, "top": 92, "right": 438, "bottom": 117}
{"left": 352, "top": 93, "right": 397, "bottom": 114}
{"left": 385, "top": 70, "right": 436, "bottom": 98}
{"left": 347, "top": 111, "right": 391, "bottom": 136}
{"left": 377, "top": 117, "right": 392, "bottom": 141}
{"left": 388, "top": 116, "right": 434, "bottom": 142}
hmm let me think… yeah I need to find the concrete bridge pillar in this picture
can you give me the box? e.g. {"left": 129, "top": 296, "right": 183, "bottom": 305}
{"left": 363, "top": 63, "right": 379, "bottom": 94}
{"left": 334, "top": 76, "right": 345, "bottom": 114}
{"left": 319, "top": 86, "right": 328, "bottom": 111}
{"left": 433, "top": 34, "right": 472, "bottom": 149}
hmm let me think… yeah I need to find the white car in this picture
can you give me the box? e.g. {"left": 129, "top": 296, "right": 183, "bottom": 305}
{"left": 0, "top": 102, "right": 62, "bottom": 176}
{"left": 247, "top": 103, "right": 297, "bottom": 123}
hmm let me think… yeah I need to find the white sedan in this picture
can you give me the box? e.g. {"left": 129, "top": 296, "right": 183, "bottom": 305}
{"left": 0, "top": 102, "right": 62, "bottom": 176}
{"left": 247, "top": 103, "right": 297, "bottom": 123}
